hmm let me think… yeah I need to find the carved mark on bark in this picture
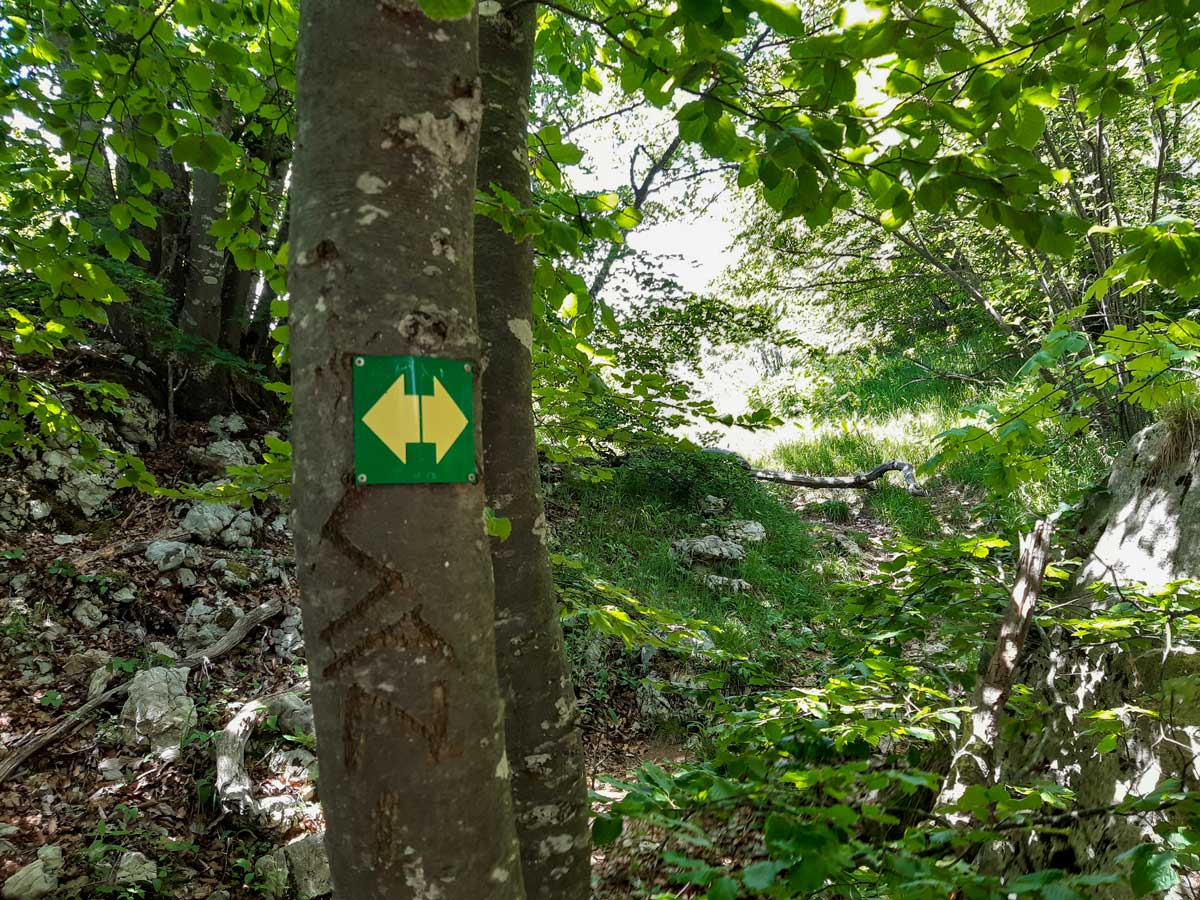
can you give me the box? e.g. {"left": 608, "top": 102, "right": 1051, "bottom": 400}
{"left": 318, "top": 488, "right": 459, "bottom": 769}
{"left": 372, "top": 790, "right": 406, "bottom": 868}
{"left": 323, "top": 608, "right": 455, "bottom": 678}
{"left": 345, "top": 681, "right": 453, "bottom": 769}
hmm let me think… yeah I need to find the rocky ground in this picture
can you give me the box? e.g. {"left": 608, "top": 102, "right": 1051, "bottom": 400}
{"left": 0, "top": 406, "right": 323, "bottom": 900}
{"left": 0, "top": 387, "right": 904, "bottom": 900}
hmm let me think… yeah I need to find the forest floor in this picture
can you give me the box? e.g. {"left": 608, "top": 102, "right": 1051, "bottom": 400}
{"left": 0, "top": 343, "right": 1102, "bottom": 899}
{"left": 0, "top": 411, "right": 951, "bottom": 899}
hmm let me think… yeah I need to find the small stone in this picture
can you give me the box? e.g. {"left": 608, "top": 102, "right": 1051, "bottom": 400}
{"left": 188, "top": 439, "right": 255, "bottom": 472}
{"left": 145, "top": 540, "right": 191, "bottom": 572}
{"left": 722, "top": 520, "right": 766, "bottom": 544}
{"left": 111, "top": 586, "right": 136, "bottom": 604}
{"left": 63, "top": 650, "right": 110, "bottom": 681}
{"left": 97, "top": 757, "right": 125, "bottom": 781}
{"left": 114, "top": 851, "right": 156, "bottom": 884}
{"left": 703, "top": 574, "right": 753, "bottom": 594}
{"left": 146, "top": 641, "right": 178, "bottom": 660}
{"left": 72, "top": 599, "right": 106, "bottom": 629}
{"left": 283, "top": 832, "right": 331, "bottom": 900}
{"left": 699, "top": 495, "right": 728, "bottom": 517}
{"left": 27, "top": 501, "right": 50, "bottom": 522}
{"left": 9, "top": 574, "right": 29, "bottom": 594}
{"left": 87, "top": 667, "right": 112, "bottom": 700}
{"left": 176, "top": 568, "right": 197, "bottom": 588}
{"left": 0, "top": 824, "right": 17, "bottom": 837}
{"left": 254, "top": 850, "right": 289, "bottom": 900}
{"left": 208, "top": 413, "right": 247, "bottom": 437}
{"left": 51, "top": 534, "right": 77, "bottom": 546}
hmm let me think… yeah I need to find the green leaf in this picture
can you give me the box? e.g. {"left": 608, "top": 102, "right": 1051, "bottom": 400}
{"left": 742, "top": 860, "right": 786, "bottom": 890}
{"left": 591, "top": 814, "right": 622, "bottom": 846}
{"left": 1128, "top": 847, "right": 1179, "bottom": 897}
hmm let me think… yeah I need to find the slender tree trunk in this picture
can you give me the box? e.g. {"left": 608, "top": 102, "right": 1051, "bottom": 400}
{"left": 290, "top": 2, "right": 525, "bottom": 898}
{"left": 937, "top": 520, "right": 1053, "bottom": 822}
{"left": 175, "top": 162, "right": 231, "bottom": 417}
{"left": 476, "top": 4, "right": 591, "bottom": 897}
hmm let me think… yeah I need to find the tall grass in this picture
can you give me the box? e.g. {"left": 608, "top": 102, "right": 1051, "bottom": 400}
{"left": 764, "top": 337, "right": 1115, "bottom": 535}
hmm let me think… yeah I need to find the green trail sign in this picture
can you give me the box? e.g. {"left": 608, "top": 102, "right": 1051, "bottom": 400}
{"left": 353, "top": 355, "right": 476, "bottom": 485}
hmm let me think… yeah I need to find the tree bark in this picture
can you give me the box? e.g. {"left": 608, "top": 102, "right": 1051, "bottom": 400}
{"left": 289, "top": 2, "right": 525, "bottom": 898}
{"left": 937, "top": 520, "right": 1053, "bottom": 822}
{"left": 176, "top": 160, "right": 231, "bottom": 417}
{"left": 477, "top": 4, "right": 591, "bottom": 898}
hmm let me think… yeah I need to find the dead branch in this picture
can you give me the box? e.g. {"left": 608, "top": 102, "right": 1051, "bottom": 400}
{"left": 0, "top": 597, "right": 284, "bottom": 785}
{"left": 749, "top": 460, "right": 928, "bottom": 496}
{"left": 216, "top": 690, "right": 311, "bottom": 823}
{"left": 936, "top": 520, "right": 1053, "bottom": 820}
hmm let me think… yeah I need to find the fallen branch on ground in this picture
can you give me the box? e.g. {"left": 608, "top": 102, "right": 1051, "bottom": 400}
{"left": 216, "top": 689, "right": 312, "bottom": 823}
{"left": 0, "top": 597, "right": 284, "bottom": 785}
{"left": 749, "top": 460, "right": 928, "bottom": 496}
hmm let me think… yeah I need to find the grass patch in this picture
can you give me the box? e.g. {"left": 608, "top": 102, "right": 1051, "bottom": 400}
{"left": 548, "top": 449, "right": 834, "bottom": 658}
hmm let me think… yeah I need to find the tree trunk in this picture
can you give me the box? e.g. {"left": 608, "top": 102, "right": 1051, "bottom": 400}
{"left": 289, "top": 3, "right": 525, "bottom": 898}
{"left": 176, "top": 162, "right": 230, "bottom": 417}
{"left": 477, "top": 4, "right": 591, "bottom": 898}
{"left": 937, "top": 521, "right": 1052, "bottom": 822}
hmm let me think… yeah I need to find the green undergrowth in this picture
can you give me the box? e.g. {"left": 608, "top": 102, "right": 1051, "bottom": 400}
{"left": 548, "top": 448, "right": 836, "bottom": 663}
{"left": 767, "top": 340, "right": 1115, "bottom": 537}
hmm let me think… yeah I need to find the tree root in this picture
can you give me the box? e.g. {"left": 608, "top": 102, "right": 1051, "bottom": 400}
{"left": 749, "top": 460, "right": 928, "bottom": 496}
{"left": 0, "top": 597, "right": 284, "bottom": 785}
{"left": 216, "top": 690, "right": 312, "bottom": 823}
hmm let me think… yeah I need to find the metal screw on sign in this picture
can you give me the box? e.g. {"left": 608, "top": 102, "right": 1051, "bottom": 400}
{"left": 355, "top": 357, "right": 365, "bottom": 367}
{"left": 463, "top": 363, "right": 471, "bottom": 373}
{"left": 357, "top": 474, "right": 367, "bottom": 484}
{"left": 468, "top": 473, "right": 477, "bottom": 483}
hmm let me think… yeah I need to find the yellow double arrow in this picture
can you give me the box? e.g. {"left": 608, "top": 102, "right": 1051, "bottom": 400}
{"left": 361, "top": 373, "right": 468, "bottom": 464}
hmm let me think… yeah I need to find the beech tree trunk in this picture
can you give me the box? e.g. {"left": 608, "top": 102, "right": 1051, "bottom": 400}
{"left": 476, "top": 4, "right": 591, "bottom": 897}
{"left": 176, "top": 162, "right": 230, "bottom": 417}
{"left": 290, "top": 3, "right": 525, "bottom": 898}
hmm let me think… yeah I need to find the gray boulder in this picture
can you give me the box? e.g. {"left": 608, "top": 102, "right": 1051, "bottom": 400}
{"left": 722, "top": 520, "right": 767, "bottom": 544}
{"left": 181, "top": 503, "right": 258, "bottom": 549}
{"left": 208, "top": 413, "right": 247, "bottom": 437}
{"left": 119, "top": 667, "right": 195, "bottom": 760}
{"left": 145, "top": 540, "right": 194, "bottom": 572}
{"left": 189, "top": 439, "right": 255, "bottom": 472}
{"left": 114, "top": 391, "right": 161, "bottom": 451}
{"left": 670, "top": 534, "right": 746, "bottom": 564}
{"left": 2, "top": 845, "right": 62, "bottom": 900}
{"left": 254, "top": 832, "right": 331, "bottom": 900}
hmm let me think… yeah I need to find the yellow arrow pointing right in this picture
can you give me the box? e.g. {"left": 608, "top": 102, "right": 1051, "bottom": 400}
{"left": 422, "top": 375, "right": 469, "bottom": 462}
{"left": 362, "top": 373, "right": 421, "bottom": 463}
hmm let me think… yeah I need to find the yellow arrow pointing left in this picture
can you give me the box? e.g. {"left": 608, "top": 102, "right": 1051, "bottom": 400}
{"left": 362, "top": 373, "right": 421, "bottom": 463}
{"left": 422, "top": 375, "right": 469, "bottom": 462}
